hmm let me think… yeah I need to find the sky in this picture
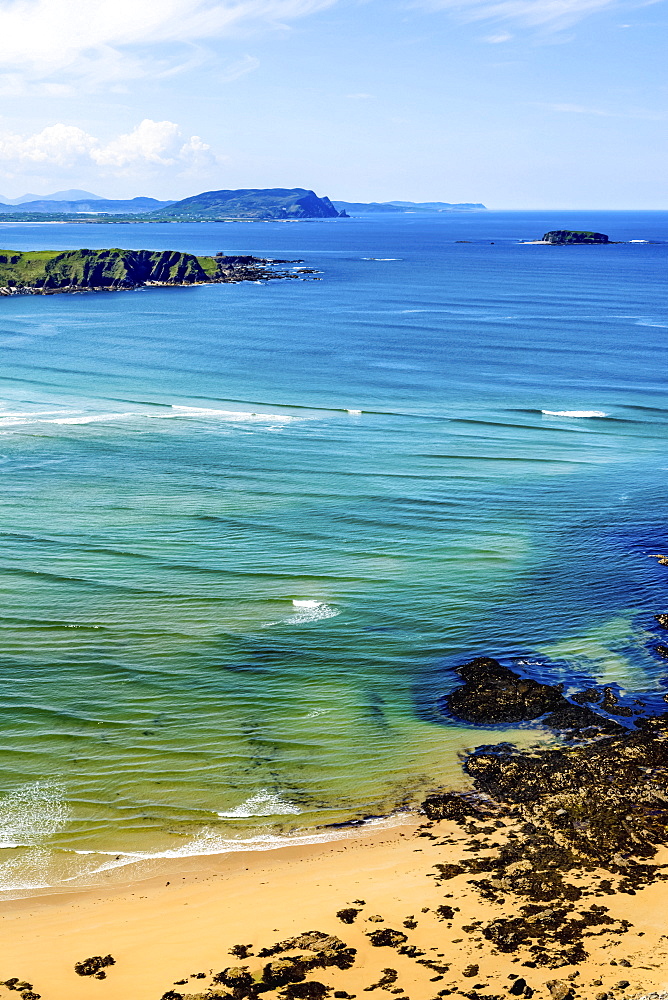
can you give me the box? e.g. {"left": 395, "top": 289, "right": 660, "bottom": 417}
{"left": 0, "top": 0, "right": 665, "bottom": 208}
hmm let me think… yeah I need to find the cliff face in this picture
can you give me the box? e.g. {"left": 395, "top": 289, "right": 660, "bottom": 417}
{"left": 0, "top": 248, "right": 212, "bottom": 290}
{"left": 0, "top": 247, "right": 298, "bottom": 293}
{"left": 151, "top": 187, "right": 342, "bottom": 220}
{"left": 542, "top": 230, "right": 609, "bottom": 244}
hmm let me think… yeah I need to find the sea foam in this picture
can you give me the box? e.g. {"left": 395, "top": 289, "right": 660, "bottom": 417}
{"left": 217, "top": 790, "right": 301, "bottom": 819}
{"left": 541, "top": 410, "right": 608, "bottom": 418}
{"left": 287, "top": 600, "right": 340, "bottom": 624}
{"left": 0, "top": 781, "right": 68, "bottom": 850}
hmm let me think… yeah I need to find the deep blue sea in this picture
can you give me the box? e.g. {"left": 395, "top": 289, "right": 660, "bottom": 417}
{"left": 0, "top": 210, "right": 667, "bottom": 894}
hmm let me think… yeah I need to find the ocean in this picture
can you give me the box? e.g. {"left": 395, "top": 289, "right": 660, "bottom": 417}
{"left": 0, "top": 209, "right": 667, "bottom": 894}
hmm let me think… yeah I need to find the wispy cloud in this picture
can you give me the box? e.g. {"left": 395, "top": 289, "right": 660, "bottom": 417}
{"left": 0, "top": 119, "right": 221, "bottom": 179}
{"left": 415, "top": 0, "right": 643, "bottom": 30}
{"left": 0, "top": 0, "right": 338, "bottom": 88}
{"left": 540, "top": 101, "right": 665, "bottom": 119}
{"left": 483, "top": 29, "right": 513, "bottom": 39}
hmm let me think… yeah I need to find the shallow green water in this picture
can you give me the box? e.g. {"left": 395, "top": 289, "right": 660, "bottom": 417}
{"left": 0, "top": 211, "right": 667, "bottom": 892}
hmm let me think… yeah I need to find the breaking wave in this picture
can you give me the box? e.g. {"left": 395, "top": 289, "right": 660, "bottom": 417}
{"left": 217, "top": 790, "right": 302, "bottom": 819}
{"left": 0, "top": 781, "right": 68, "bottom": 849}
{"left": 541, "top": 410, "right": 609, "bottom": 418}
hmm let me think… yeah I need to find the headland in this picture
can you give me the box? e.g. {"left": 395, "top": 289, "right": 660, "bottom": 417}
{"left": 0, "top": 248, "right": 313, "bottom": 295}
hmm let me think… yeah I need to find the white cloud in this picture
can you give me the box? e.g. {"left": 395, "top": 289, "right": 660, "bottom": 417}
{"left": 0, "top": 119, "right": 220, "bottom": 178}
{"left": 0, "top": 0, "right": 338, "bottom": 87}
{"left": 416, "top": 0, "right": 645, "bottom": 29}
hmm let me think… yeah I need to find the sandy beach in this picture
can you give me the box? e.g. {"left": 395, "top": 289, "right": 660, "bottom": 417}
{"left": 2, "top": 805, "right": 668, "bottom": 1000}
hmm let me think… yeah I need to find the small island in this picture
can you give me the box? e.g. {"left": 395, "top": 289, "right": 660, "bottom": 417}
{"left": 542, "top": 230, "right": 609, "bottom": 244}
{"left": 0, "top": 247, "right": 310, "bottom": 295}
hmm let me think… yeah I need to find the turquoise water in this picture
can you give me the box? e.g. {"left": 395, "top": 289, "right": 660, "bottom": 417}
{"left": 0, "top": 211, "right": 668, "bottom": 892}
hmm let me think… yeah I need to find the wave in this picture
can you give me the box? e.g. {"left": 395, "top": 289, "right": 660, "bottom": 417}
{"left": 0, "top": 781, "right": 68, "bottom": 849}
{"left": 286, "top": 600, "right": 340, "bottom": 624}
{"left": 217, "top": 790, "right": 301, "bottom": 819}
{"left": 66, "top": 813, "right": 411, "bottom": 881}
{"left": 170, "top": 405, "right": 295, "bottom": 423}
{"left": 541, "top": 410, "right": 609, "bottom": 418}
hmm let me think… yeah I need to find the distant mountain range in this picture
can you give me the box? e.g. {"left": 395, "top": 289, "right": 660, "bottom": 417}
{"left": 0, "top": 188, "right": 485, "bottom": 221}
{"left": 332, "top": 200, "right": 486, "bottom": 213}
{"left": 0, "top": 194, "right": 174, "bottom": 214}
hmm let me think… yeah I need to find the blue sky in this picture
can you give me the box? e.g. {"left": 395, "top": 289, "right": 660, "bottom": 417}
{"left": 0, "top": 0, "right": 665, "bottom": 207}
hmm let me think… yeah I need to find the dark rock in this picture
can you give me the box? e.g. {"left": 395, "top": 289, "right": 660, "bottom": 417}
{"left": 435, "top": 905, "right": 456, "bottom": 920}
{"left": 363, "top": 968, "right": 398, "bottom": 992}
{"left": 263, "top": 959, "right": 307, "bottom": 988}
{"left": 570, "top": 688, "right": 601, "bottom": 704}
{"left": 212, "top": 967, "right": 254, "bottom": 990}
{"left": 367, "top": 929, "right": 408, "bottom": 948}
{"left": 464, "top": 715, "right": 668, "bottom": 862}
{"left": 546, "top": 980, "right": 573, "bottom": 1000}
{"left": 601, "top": 687, "right": 634, "bottom": 717}
{"left": 432, "top": 863, "right": 465, "bottom": 880}
{"left": 446, "top": 658, "right": 564, "bottom": 724}
{"left": 281, "top": 984, "right": 331, "bottom": 999}
{"left": 422, "top": 792, "right": 491, "bottom": 822}
{"left": 462, "top": 965, "right": 479, "bottom": 978}
{"left": 230, "top": 945, "right": 254, "bottom": 959}
{"left": 336, "top": 909, "right": 360, "bottom": 925}
{"left": 74, "top": 955, "right": 115, "bottom": 977}
{"left": 509, "top": 978, "right": 527, "bottom": 995}
{"left": 655, "top": 614, "right": 668, "bottom": 629}
{"left": 256, "top": 931, "right": 356, "bottom": 972}
{"left": 444, "top": 658, "right": 621, "bottom": 738}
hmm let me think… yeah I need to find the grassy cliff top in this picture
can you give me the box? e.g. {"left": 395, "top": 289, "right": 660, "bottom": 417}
{"left": 0, "top": 247, "right": 278, "bottom": 293}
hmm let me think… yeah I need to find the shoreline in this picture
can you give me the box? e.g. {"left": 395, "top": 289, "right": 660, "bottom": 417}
{"left": 2, "top": 805, "right": 668, "bottom": 1000}
{"left": 5, "top": 659, "right": 668, "bottom": 999}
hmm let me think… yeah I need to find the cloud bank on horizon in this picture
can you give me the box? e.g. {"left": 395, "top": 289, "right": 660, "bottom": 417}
{"left": 0, "top": 120, "right": 218, "bottom": 181}
{"left": 0, "top": 0, "right": 663, "bottom": 207}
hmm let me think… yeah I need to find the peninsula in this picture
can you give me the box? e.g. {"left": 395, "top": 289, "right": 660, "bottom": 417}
{"left": 0, "top": 247, "right": 309, "bottom": 295}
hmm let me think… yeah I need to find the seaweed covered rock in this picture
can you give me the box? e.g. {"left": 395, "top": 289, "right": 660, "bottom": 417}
{"left": 366, "top": 928, "right": 407, "bottom": 948}
{"left": 446, "top": 657, "right": 564, "bottom": 723}
{"left": 257, "top": 931, "right": 356, "bottom": 973}
{"left": 74, "top": 955, "right": 115, "bottom": 978}
{"left": 422, "top": 790, "right": 494, "bottom": 822}
{"left": 464, "top": 715, "right": 668, "bottom": 862}
{"left": 262, "top": 960, "right": 307, "bottom": 989}
{"left": 444, "top": 657, "right": 622, "bottom": 737}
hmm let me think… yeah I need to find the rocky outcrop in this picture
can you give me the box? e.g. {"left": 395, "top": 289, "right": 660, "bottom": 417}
{"left": 444, "top": 656, "right": 623, "bottom": 737}
{"left": 542, "top": 230, "right": 609, "bottom": 244}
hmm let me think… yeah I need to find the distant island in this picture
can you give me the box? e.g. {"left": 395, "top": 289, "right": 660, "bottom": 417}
{"left": 332, "top": 200, "right": 486, "bottom": 214}
{"left": 0, "top": 247, "right": 310, "bottom": 295}
{"left": 0, "top": 188, "right": 485, "bottom": 223}
{"left": 542, "top": 230, "right": 609, "bottom": 244}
